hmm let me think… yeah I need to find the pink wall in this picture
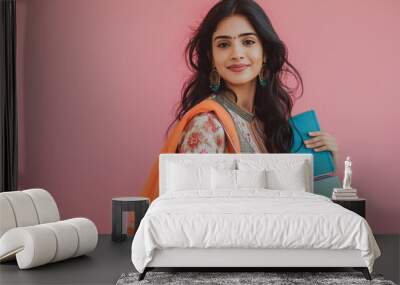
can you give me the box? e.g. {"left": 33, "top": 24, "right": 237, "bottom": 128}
{"left": 16, "top": 0, "right": 400, "bottom": 234}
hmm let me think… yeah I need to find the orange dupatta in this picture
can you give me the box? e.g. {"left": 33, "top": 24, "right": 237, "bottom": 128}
{"left": 141, "top": 98, "right": 241, "bottom": 202}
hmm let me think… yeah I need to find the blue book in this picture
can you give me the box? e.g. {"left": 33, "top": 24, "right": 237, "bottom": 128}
{"left": 289, "top": 109, "right": 336, "bottom": 178}
{"left": 313, "top": 175, "right": 341, "bottom": 198}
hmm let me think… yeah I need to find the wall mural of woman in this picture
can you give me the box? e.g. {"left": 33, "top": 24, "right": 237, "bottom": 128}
{"left": 142, "top": 0, "right": 339, "bottom": 201}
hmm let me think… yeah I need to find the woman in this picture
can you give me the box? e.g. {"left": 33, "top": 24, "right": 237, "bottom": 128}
{"left": 143, "top": 0, "right": 338, "bottom": 201}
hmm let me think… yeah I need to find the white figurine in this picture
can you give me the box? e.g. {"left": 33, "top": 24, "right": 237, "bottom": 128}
{"left": 343, "top": 156, "right": 352, "bottom": 189}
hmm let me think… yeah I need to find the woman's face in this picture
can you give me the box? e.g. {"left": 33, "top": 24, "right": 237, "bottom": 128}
{"left": 212, "top": 15, "right": 265, "bottom": 87}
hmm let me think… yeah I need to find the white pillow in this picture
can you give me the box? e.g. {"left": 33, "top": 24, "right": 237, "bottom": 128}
{"left": 236, "top": 169, "right": 267, "bottom": 188}
{"left": 167, "top": 162, "right": 211, "bottom": 191}
{"left": 211, "top": 168, "right": 268, "bottom": 190}
{"left": 211, "top": 168, "right": 236, "bottom": 190}
{"left": 266, "top": 165, "right": 307, "bottom": 191}
{"left": 238, "top": 159, "right": 309, "bottom": 191}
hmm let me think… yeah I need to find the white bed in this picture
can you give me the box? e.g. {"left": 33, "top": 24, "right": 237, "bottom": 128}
{"left": 131, "top": 154, "right": 380, "bottom": 281}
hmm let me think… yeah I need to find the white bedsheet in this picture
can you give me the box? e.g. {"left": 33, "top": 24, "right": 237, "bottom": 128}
{"left": 131, "top": 189, "right": 380, "bottom": 273}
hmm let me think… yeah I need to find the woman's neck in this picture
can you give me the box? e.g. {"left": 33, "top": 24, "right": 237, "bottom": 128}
{"left": 225, "top": 79, "right": 256, "bottom": 114}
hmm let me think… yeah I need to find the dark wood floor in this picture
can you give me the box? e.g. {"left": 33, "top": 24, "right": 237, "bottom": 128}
{"left": 0, "top": 234, "right": 398, "bottom": 285}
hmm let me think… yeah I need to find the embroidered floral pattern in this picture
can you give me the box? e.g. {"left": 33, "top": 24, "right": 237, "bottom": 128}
{"left": 226, "top": 108, "right": 262, "bottom": 153}
{"left": 211, "top": 93, "right": 267, "bottom": 153}
{"left": 177, "top": 112, "right": 226, "bottom": 153}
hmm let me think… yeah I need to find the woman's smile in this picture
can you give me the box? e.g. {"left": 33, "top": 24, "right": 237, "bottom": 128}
{"left": 227, "top": 64, "right": 250, "bottom": 73}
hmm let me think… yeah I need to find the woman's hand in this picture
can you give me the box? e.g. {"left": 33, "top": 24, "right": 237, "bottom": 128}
{"left": 303, "top": 131, "right": 338, "bottom": 153}
{"left": 304, "top": 131, "right": 339, "bottom": 173}
{"left": 304, "top": 131, "right": 339, "bottom": 172}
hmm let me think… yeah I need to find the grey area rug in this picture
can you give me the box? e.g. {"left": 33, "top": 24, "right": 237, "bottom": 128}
{"left": 116, "top": 271, "right": 396, "bottom": 285}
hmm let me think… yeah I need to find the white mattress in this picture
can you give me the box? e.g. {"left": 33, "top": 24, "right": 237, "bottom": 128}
{"left": 131, "top": 189, "right": 380, "bottom": 273}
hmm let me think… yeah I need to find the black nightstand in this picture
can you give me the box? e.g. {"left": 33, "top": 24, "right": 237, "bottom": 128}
{"left": 332, "top": 198, "right": 366, "bottom": 218}
{"left": 112, "top": 197, "right": 150, "bottom": 242}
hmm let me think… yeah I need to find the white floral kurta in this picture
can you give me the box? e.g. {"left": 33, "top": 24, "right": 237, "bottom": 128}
{"left": 177, "top": 112, "right": 226, "bottom": 153}
{"left": 177, "top": 93, "right": 268, "bottom": 153}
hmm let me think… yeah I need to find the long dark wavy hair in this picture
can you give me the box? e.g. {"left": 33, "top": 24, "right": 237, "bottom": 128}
{"left": 165, "top": 0, "right": 303, "bottom": 153}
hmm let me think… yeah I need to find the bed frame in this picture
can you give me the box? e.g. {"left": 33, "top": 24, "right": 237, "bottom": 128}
{"left": 138, "top": 154, "right": 372, "bottom": 281}
{"left": 139, "top": 248, "right": 371, "bottom": 280}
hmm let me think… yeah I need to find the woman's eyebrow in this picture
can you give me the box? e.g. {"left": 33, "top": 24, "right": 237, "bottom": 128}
{"left": 214, "top": 32, "right": 257, "bottom": 41}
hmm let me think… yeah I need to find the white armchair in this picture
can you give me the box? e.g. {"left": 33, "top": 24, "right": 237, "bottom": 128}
{"left": 0, "top": 188, "right": 98, "bottom": 269}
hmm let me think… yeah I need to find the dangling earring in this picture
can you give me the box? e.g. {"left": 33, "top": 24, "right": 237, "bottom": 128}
{"left": 209, "top": 67, "right": 221, "bottom": 93}
{"left": 258, "top": 62, "right": 268, "bottom": 87}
